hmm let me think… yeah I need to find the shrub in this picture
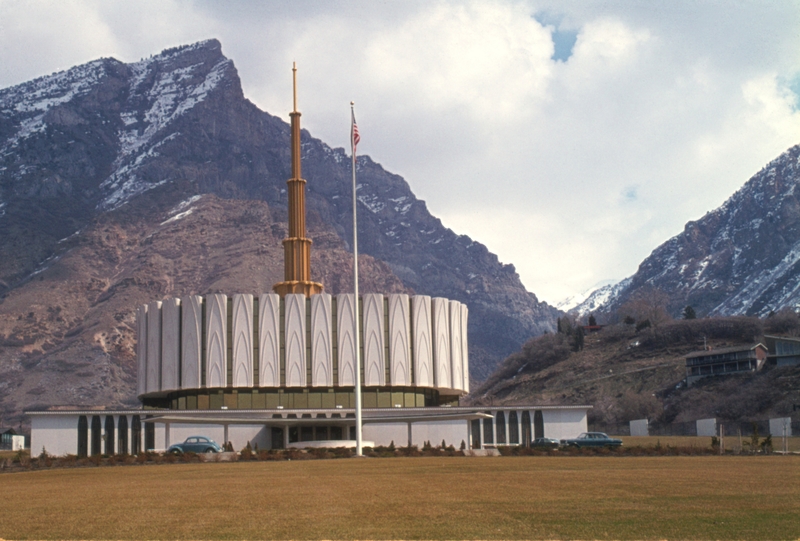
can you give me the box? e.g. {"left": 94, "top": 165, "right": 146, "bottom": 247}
{"left": 761, "top": 434, "right": 773, "bottom": 454}
{"left": 399, "top": 445, "right": 421, "bottom": 457}
{"left": 597, "top": 323, "right": 635, "bottom": 344}
{"left": 60, "top": 454, "right": 78, "bottom": 467}
{"left": 749, "top": 422, "right": 760, "bottom": 454}
{"left": 639, "top": 316, "right": 763, "bottom": 350}
{"left": 764, "top": 308, "right": 800, "bottom": 335}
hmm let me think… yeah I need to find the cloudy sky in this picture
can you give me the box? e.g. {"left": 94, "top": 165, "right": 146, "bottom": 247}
{"left": 1, "top": 1, "right": 799, "bottom": 305}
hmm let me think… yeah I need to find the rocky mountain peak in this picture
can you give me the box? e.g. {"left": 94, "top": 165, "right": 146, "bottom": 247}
{"left": 578, "top": 144, "right": 800, "bottom": 319}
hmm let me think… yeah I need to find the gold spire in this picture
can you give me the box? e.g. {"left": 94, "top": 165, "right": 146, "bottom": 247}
{"left": 273, "top": 63, "right": 323, "bottom": 297}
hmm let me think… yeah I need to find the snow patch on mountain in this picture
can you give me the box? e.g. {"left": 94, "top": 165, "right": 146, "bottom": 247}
{"left": 712, "top": 239, "right": 800, "bottom": 316}
{"left": 161, "top": 194, "right": 204, "bottom": 225}
{"left": 98, "top": 52, "right": 231, "bottom": 211}
{"left": 557, "top": 279, "right": 618, "bottom": 311}
{"left": 0, "top": 60, "right": 111, "bottom": 153}
{"left": 569, "top": 278, "right": 631, "bottom": 317}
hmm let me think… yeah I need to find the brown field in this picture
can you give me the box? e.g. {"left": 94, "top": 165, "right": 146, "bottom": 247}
{"left": 2, "top": 455, "right": 799, "bottom": 540}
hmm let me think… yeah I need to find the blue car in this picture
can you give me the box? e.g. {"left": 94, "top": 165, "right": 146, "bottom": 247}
{"left": 531, "top": 437, "right": 561, "bottom": 449}
{"left": 167, "top": 436, "right": 223, "bottom": 454}
{"left": 560, "top": 432, "right": 623, "bottom": 448}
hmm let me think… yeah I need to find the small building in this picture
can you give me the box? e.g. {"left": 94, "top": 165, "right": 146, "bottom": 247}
{"left": 1, "top": 427, "right": 25, "bottom": 451}
{"left": 763, "top": 335, "right": 800, "bottom": 367}
{"left": 581, "top": 325, "right": 605, "bottom": 333}
{"left": 685, "top": 343, "right": 767, "bottom": 385}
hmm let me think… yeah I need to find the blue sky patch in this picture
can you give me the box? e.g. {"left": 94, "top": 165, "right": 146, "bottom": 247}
{"left": 788, "top": 74, "right": 800, "bottom": 111}
{"left": 534, "top": 12, "right": 578, "bottom": 62}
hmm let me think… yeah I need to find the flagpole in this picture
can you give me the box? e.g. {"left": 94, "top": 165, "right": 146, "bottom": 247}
{"left": 351, "top": 101, "right": 363, "bottom": 457}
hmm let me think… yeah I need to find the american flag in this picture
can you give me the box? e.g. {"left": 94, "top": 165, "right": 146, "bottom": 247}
{"left": 351, "top": 110, "right": 360, "bottom": 154}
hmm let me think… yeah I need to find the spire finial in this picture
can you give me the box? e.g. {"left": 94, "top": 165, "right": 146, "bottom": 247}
{"left": 274, "top": 62, "right": 323, "bottom": 297}
{"left": 292, "top": 62, "right": 298, "bottom": 113}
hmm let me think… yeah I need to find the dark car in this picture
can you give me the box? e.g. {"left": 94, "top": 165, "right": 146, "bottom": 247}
{"left": 560, "top": 432, "right": 623, "bottom": 448}
{"left": 167, "top": 436, "right": 223, "bottom": 454}
{"left": 531, "top": 437, "right": 560, "bottom": 449}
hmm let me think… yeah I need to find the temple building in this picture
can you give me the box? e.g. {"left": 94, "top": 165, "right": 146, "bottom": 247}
{"left": 28, "top": 66, "right": 589, "bottom": 455}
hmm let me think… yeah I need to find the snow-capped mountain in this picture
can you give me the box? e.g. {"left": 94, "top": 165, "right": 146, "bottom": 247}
{"left": 556, "top": 279, "right": 620, "bottom": 313}
{"left": 568, "top": 278, "right": 632, "bottom": 318}
{"left": 0, "top": 40, "right": 559, "bottom": 424}
{"left": 593, "top": 144, "right": 800, "bottom": 318}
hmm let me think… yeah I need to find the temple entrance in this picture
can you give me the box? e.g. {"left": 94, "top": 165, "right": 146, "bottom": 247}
{"left": 77, "top": 416, "right": 88, "bottom": 457}
{"left": 104, "top": 416, "right": 115, "bottom": 455}
{"left": 496, "top": 412, "right": 506, "bottom": 444}
{"left": 131, "top": 416, "right": 141, "bottom": 455}
{"left": 144, "top": 416, "right": 155, "bottom": 451}
{"left": 509, "top": 411, "right": 519, "bottom": 444}
{"left": 91, "top": 416, "right": 102, "bottom": 456}
{"left": 534, "top": 410, "right": 544, "bottom": 439}
{"left": 521, "top": 411, "right": 532, "bottom": 446}
{"left": 118, "top": 416, "right": 128, "bottom": 455}
{"left": 471, "top": 419, "right": 481, "bottom": 449}
{"left": 271, "top": 427, "right": 284, "bottom": 449}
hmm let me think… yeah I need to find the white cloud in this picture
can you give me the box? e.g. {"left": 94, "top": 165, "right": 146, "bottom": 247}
{"left": 1, "top": 0, "right": 798, "bottom": 306}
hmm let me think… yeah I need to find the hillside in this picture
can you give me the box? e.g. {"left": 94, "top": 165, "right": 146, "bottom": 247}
{"left": 0, "top": 39, "right": 559, "bottom": 426}
{"left": 469, "top": 315, "right": 800, "bottom": 428}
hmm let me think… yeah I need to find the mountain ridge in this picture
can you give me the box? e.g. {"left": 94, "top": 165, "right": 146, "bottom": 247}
{"left": 0, "top": 39, "right": 558, "bottom": 425}
{"left": 570, "top": 144, "right": 800, "bottom": 320}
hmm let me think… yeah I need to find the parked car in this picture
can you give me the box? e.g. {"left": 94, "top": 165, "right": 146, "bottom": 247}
{"left": 167, "top": 436, "right": 223, "bottom": 454}
{"left": 560, "top": 432, "right": 623, "bottom": 448}
{"left": 531, "top": 437, "right": 560, "bottom": 449}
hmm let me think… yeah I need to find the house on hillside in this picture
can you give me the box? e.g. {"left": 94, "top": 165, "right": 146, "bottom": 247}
{"left": 685, "top": 343, "right": 768, "bottom": 385}
{"left": 763, "top": 335, "right": 800, "bottom": 367}
{"left": 581, "top": 325, "right": 605, "bottom": 333}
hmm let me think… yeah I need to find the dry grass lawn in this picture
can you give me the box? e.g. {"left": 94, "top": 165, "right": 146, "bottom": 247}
{"left": 2, "top": 455, "right": 799, "bottom": 540}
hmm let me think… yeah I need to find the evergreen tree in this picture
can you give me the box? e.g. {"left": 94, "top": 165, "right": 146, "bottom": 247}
{"left": 682, "top": 305, "right": 697, "bottom": 319}
{"left": 588, "top": 314, "right": 597, "bottom": 326}
{"left": 572, "top": 326, "right": 585, "bottom": 352}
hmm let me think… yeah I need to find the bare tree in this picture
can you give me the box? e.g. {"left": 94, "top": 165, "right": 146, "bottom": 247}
{"left": 618, "top": 286, "right": 672, "bottom": 328}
